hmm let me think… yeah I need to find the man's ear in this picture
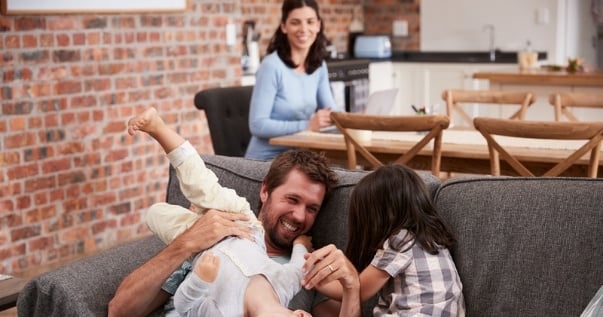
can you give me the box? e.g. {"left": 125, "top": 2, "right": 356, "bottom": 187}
{"left": 260, "top": 182, "right": 268, "bottom": 203}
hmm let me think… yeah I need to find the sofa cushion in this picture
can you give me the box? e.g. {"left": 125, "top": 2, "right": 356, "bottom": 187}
{"left": 17, "top": 235, "right": 165, "bottom": 317}
{"left": 434, "top": 177, "right": 603, "bottom": 317}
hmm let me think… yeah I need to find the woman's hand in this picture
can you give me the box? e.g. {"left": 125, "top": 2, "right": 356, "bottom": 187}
{"left": 308, "top": 107, "right": 332, "bottom": 131}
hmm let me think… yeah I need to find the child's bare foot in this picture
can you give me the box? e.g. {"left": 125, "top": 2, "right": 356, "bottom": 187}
{"left": 194, "top": 252, "right": 220, "bottom": 283}
{"left": 127, "top": 107, "right": 161, "bottom": 136}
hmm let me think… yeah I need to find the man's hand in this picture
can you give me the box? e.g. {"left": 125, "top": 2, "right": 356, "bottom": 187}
{"left": 301, "top": 244, "right": 359, "bottom": 291}
{"left": 302, "top": 244, "right": 361, "bottom": 317}
{"left": 172, "top": 209, "right": 254, "bottom": 254}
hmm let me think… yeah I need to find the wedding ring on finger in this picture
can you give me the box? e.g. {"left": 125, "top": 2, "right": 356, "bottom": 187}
{"left": 327, "top": 264, "right": 335, "bottom": 272}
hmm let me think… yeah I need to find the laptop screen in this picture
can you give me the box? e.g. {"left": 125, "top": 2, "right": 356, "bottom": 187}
{"left": 319, "top": 88, "right": 399, "bottom": 133}
{"left": 362, "top": 88, "right": 399, "bottom": 115}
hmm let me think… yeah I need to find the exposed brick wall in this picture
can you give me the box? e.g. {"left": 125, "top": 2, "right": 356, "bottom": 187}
{"left": 0, "top": 0, "right": 419, "bottom": 276}
{"left": 0, "top": 1, "right": 243, "bottom": 275}
{"left": 0, "top": 0, "right": 361, "bottom": 276}
{"left": 364, "top": 0, "right": 421, "bottom": 50}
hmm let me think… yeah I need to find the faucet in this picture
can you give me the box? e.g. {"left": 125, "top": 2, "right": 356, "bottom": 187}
{"left": 482, "top": 24, "right": 495, "bottom": 61}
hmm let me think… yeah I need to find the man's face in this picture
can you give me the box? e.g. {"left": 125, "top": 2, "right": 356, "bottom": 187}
{"left": 258, "top": 169, "right": 326, "bottom": 256}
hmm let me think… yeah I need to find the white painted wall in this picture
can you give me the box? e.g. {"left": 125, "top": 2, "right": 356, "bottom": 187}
{"left": 421, "top": 0, "right": 597, "bottom": 66}
{"left": 564, "top": 0, "right": 598, "bottom": 66}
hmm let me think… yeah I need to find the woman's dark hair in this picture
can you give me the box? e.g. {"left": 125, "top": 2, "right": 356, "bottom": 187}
{"left": 267, "top": 0, "right": 328, "bottom": 74}
{"left": 345, "top": 164, "right": 456, "bottom": 270}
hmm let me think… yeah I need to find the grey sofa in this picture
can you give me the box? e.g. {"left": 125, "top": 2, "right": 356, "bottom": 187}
{"left": 17, "top": 155, "right": 603, "bottom": 317}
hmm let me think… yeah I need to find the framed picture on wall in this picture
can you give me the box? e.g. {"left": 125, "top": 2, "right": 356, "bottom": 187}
{"left": 0, "top": 0, "right": 189, "bottom": 15}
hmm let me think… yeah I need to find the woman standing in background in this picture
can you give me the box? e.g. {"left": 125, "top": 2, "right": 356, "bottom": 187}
{"left": 245, "top": 0, "right": 339, "bottom": 161}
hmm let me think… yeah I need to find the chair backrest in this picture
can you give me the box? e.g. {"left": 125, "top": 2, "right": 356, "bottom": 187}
{"left": 442, "top": 89, "right": 535, "bottom": 127}
{"left": 330, "top": 112, "right": 450, "bottom": 176}
{"left": 549, "top": 92, "right": 603, "bottom": 122}
{"left": 473, "top": 117, "right": 603, "bottom": 177}
{"left": 194, "top": 85, "right": 254, "bottom": 157}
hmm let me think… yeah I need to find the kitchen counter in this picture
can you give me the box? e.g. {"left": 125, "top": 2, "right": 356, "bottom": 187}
{"left": 391, "top": 50, "right": 547, "bottom": 64}
{"left": 328, "top": 50, "right": 547, "bottom": 64}
{"left": 473, "top": 69, "right": 603, "bottom": 87}
{"left": 474, "top": 68, "right": 603, "bottom": 122}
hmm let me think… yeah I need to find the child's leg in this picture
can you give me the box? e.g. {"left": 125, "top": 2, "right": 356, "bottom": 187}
{"left": 146, "top": 202, "right": 200, "bottom": 244}
{"left": 127, "top": 107, "right": 184, "bottom": 155}
{"left": 128, "top": 107, "right": 255, "bottom": 221}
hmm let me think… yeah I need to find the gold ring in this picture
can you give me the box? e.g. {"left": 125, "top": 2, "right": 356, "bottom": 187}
{"left": 328, "top": 264, "right": 335, "bottom": 272}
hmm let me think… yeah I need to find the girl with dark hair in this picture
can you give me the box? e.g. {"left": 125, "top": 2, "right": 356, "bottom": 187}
{"left": 303, "top": 164, "right": 465, "bottom": 316}
{"left": 245, "top": 0, "right": 340, "bottom": 161}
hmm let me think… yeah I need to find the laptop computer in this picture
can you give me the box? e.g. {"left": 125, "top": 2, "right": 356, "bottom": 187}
{"left": 319, "top": 88, "right": 399, "bottom": 133}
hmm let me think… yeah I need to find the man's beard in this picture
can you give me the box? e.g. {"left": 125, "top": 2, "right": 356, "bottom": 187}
{"left": 266, "top": 226, "right": 294, "bottom": 251}
{"left": 259, "top": 197, "right": 296, "bottom": 251}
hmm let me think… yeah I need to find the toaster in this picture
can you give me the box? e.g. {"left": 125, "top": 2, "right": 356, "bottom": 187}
{"left": 353, "top": 35, "right": 392, "bottom": 58}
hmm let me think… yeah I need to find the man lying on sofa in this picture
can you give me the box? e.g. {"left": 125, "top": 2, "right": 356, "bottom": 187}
{"left": 107, "top": 146, "right": 360, "bottom": 317}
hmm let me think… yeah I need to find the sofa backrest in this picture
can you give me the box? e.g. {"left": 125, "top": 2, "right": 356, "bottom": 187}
{"left": 165, "top": 154, "right": 440, "bottom": 315}
{"left": 434, "top": 177, "right": 603, "bottom": 317}
{"left": 166, "top": 154, "right": 442, "bottom": 251}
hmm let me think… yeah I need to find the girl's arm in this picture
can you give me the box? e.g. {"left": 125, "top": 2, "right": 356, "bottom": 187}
{"left": 314, "top": 264, "right": 390, "bottom": 302}
{"left": 357, "top": 265, "right": 390, "bottom": 301}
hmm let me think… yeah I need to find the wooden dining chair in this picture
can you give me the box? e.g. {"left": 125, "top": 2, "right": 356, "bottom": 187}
{"left": 330, "top": 112, "right": 450, "bottom": 176}
{"left": 473, "top": 117, "right": 603, "bottom": 177}
{"left": 442, "top": 89, "right": 535, "bottom": 127}
{"left": 549, "top": 92, "right": 603, "bottom": 122}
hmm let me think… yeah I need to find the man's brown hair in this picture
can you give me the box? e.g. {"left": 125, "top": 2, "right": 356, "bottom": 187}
{"left": 259, "top": 149, "right": 337, "bottom": 210}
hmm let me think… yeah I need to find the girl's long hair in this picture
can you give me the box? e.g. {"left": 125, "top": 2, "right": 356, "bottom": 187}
{"left": 267, "top": 0, "right": 328, "bottom": 74}
{"left": 345, "top": 164, "right": 456, "bottom": 270}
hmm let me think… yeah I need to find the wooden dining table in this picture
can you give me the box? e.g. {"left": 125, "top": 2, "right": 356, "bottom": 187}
{"left": 269, "top": 129, "right": 603, "bottom": 177}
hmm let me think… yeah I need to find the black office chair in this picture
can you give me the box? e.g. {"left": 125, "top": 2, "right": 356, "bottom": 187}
{"left": 194, "top": 85, "right": 254, "bottom": 157}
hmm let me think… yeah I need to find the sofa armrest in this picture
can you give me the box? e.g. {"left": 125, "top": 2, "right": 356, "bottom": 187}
{"left": 17, "top": 235, "right": 165, "bottom": 317}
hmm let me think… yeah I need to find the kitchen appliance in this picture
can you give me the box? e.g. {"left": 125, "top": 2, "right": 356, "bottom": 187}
{"left": 327, "top": 60, "right": 370, "bottom": 113}
{"left": 353, "top": 35, "right": 392, "bottom": 58}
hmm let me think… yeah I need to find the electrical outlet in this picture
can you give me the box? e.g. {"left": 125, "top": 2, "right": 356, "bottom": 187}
{"left": 393, "top": 20, "right": 408, "bottom": 37}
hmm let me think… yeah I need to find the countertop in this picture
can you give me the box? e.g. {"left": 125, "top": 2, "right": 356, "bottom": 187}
{"left": 327, "top": 50, "right": 547, "bottom": 64}
{"left": 473, "top": 69, "right": 603, "bottom": 87}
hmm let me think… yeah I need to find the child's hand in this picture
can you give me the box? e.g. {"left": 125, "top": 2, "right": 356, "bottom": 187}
{"left": 194, "top": 252, "right": 220, "bottom": 283}
{"left": 294, "top": 235, "right": 313, "bottom": 251}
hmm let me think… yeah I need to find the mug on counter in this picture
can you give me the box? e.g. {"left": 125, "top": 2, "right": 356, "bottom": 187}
{"left": 517, "top": 51, "right": 538, "bottom": 70}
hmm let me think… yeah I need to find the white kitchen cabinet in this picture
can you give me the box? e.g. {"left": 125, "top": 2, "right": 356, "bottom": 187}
{"left": 369, "top": 61, "right": 395, "bottom": 92}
